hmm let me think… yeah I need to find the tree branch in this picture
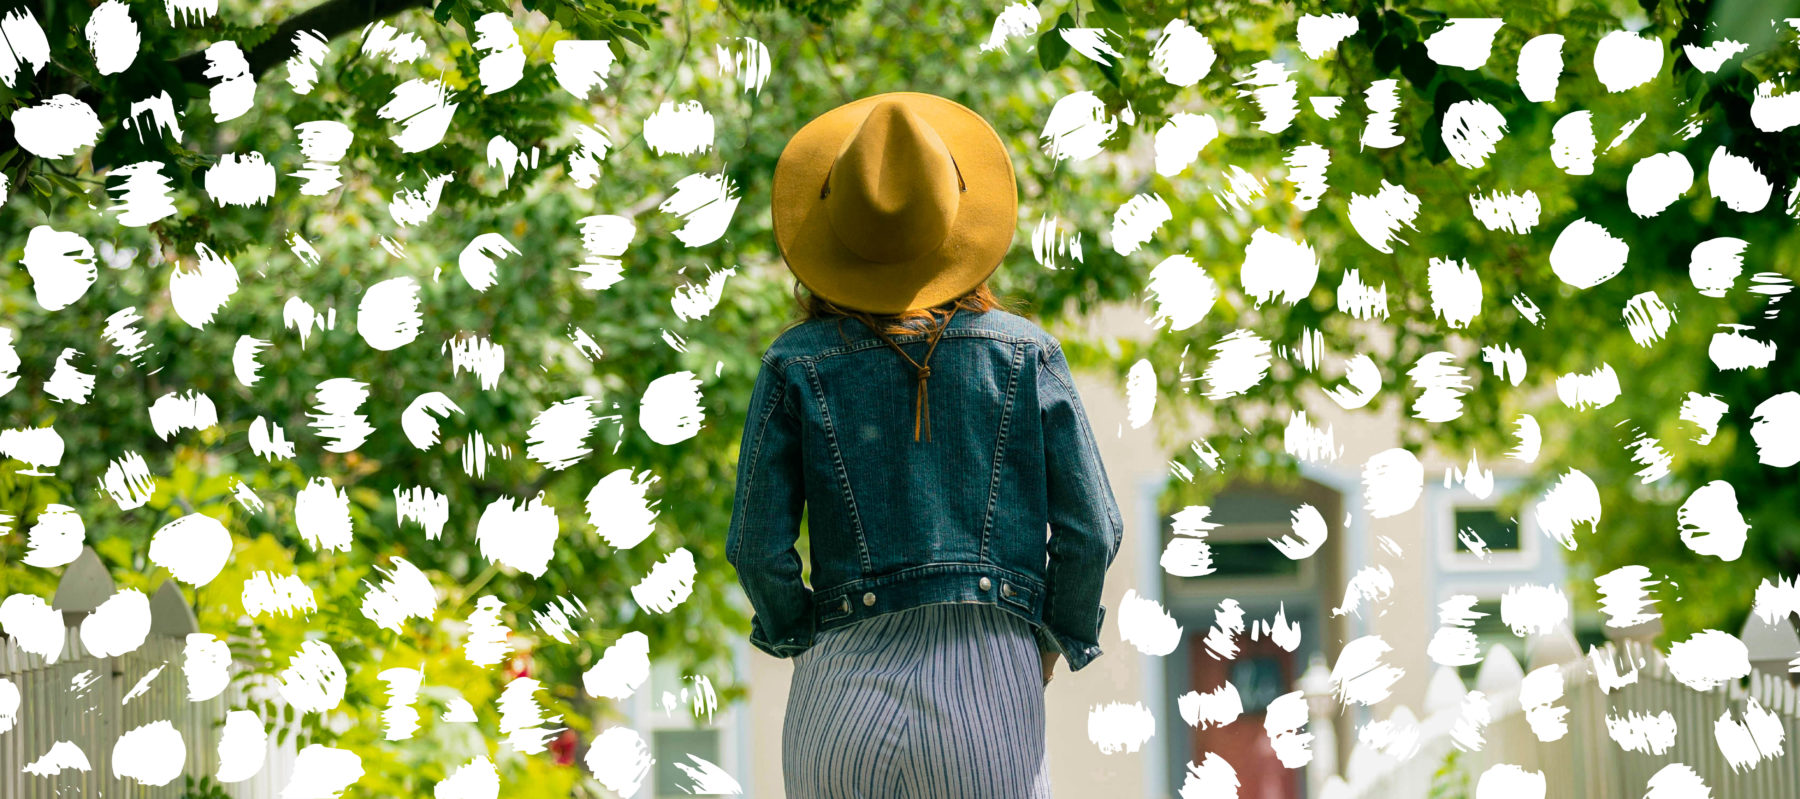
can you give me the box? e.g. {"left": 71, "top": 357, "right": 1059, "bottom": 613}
{"left": 72, "top": 0, "right": 431, "bottom": 110}
{"left": 175, "top": 0, "right": 435, "bottom": 83}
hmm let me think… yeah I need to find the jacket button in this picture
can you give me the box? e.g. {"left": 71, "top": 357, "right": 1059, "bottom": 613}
{"left": 840, "top": 598, "right": 850, "bottom": 613}
{"left": 979, "top": 577, "right": 992, "bottom": 591}
{"left": 862, "top": 592, "right": 876, "bottom": 607}
{"left": 1001, "top": 583, "right": 1014, "bottom": 597}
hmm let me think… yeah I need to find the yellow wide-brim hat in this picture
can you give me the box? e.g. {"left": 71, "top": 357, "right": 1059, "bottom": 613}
{"left": 773, "top": 91, "right": 1018, "bottom": 315}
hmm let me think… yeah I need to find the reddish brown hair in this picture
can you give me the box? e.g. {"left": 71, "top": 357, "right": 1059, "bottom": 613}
{"left": 787, "top": 280, "right": 1028, "bottom": 339}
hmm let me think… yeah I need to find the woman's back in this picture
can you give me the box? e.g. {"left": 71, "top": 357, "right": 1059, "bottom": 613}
{"left": 727, "top": 307, "right": 1122, "bottom": 671}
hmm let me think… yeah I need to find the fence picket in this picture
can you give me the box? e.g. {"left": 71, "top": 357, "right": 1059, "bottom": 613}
{"left": 1, "top": 605, "right": 296, "bottom": 797}
{"left": 1324, "top": 638, "right": 1800, "bottom": 799}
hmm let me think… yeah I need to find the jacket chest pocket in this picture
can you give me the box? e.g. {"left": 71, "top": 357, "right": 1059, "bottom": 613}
{"left": 997, "top": 579, "right": 1035, "bottom": 613}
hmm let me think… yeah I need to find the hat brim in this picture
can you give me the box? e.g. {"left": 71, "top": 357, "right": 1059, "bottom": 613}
{"left": 773, "top": 92, "right": 1018, "bottom": 315}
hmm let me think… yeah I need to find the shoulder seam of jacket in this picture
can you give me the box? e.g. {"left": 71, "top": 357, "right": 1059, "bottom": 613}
{"left": 1038, "top": 339, "right": 1075, "bottom": 396}
{"left": 760, "top": 355, "right": 799, "bottom": 418}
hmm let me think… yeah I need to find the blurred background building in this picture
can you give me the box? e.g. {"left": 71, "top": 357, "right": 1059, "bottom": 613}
{"left": 627, "top": 302, "right": 1612, "bottom": 799}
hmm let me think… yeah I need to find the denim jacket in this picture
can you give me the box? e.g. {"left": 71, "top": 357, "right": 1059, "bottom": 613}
{"left": 725, "top": 308, "right": 1124, "bottom": 671}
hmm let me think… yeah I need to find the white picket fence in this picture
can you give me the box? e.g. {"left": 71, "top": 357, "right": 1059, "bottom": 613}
{"left": 1, "top": 548, "right": 297, "bottom": 798}
{"left": 1323, "top": 619, "right": 1800, "bottom": 799}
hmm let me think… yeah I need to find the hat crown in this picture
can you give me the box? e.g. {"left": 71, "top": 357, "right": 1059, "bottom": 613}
{"left": 824, "top": 101, "right": 960, "bottom": 264}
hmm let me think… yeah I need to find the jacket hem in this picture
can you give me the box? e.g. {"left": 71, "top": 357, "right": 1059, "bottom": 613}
{"left": 811, "top": 562, "right": 1047, "bottom": 632}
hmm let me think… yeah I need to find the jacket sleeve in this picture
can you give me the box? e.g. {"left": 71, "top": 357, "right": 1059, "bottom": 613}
{"left": 725, "top": 355, "right": 815, "bottom": 659}
{"left": 1036, "top": 339, "right": 1124, "bottom": 672}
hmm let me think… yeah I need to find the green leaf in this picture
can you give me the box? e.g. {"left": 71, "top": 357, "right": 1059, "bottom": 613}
{"left": 1383, "top": 9, "right": 1419, "bottom": 43}
{"left": 616, "top": 26, "right": 648, "bottom": 49}
{"left": 46, "top": 173, "right": 86, "bottom": 196}
{"left": 1097, "top": 58, "right": 1121, "bottom": 88}
{"left": 615, "top": 9, "right": 655, "bottom": 26}
{"left": 1356, "top": 7, "right": 1383, "bottom": 44}
{"left": 1433, "top": 76, "right": 1474, "bottom": 113}
{"left": 1038, "top": 13, "right": 1074, "bottom": 72}
{"left": 1400, "top": 41, "right": 1439, "bottom": 93}
{"left": 1372, "top": 33, "right": 1403, "bottom": 75}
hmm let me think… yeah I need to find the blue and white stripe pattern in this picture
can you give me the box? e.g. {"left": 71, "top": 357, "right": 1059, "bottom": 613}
{"left": 782, "top": 602, "right": 1053, "bottom": 798}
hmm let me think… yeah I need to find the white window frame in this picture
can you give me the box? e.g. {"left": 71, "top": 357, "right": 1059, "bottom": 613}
{"left": 1163, "top": 520, "right": 1320, "bottom": 598}
{"left": 1436, "top": 498, "right": 1542, "bottom": 573}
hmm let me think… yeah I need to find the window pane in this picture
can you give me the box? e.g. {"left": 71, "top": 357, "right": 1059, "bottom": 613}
{"left": 1453, "top": 508, "right": 1520, "bottom": 553}
{"left": 1207, "top": 539, "right": 1301, "bottom": 578}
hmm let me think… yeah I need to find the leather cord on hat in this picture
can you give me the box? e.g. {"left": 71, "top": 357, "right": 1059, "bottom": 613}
{"left": 864, "top": 305, "right": 959, "bottom": 441}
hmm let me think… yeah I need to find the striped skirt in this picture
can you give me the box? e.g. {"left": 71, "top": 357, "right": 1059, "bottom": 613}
{"left": 782, "top": 602, "right": 1053, "bottom": 798}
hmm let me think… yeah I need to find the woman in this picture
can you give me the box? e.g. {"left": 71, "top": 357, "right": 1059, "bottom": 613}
{"left": 726, "top": 92, "right": 1124, "bottom": 798}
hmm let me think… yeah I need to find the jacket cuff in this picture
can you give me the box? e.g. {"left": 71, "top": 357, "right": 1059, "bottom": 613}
{"left": 749, "top": 615, "right": 815, "bottom": 659}
{"left": 1038, "top": 603, "right": 1106, "bottom": 672}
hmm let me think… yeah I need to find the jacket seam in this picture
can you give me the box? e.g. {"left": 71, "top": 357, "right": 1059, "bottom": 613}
{"left": 770, "top": 329, "right": 1040, "bottom": 369}
{"left": 729, "top": 359, "right": 790, "bottom": 567}
{"left": 772, "top": 358, "right": 800, "bottom": 420}
{"left": 979, "top": 341, "right": 1025, "bottom": 564}
{"left": 1040, "top": 340, "right": 1075, "bottom": 396}
{"left": 801, "top": 360, "right": 872, "bottom": 574}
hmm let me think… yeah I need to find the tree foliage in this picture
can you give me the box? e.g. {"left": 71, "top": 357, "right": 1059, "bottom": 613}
{"left": 1, "top": 0, "right": 1095, "bottom": 793}
{"left": 1020, "top": 0, "right": 1800, "bottom": 642}
{"left": 1, "top": 0, "right": 1797, "bottom": 793}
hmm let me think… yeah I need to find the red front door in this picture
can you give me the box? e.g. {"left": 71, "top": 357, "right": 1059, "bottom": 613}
{"left": 1188, "top": 630, "right": 1301, "bottom": 799}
